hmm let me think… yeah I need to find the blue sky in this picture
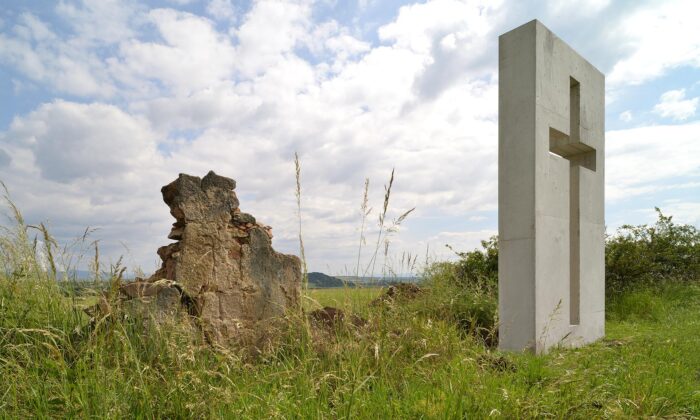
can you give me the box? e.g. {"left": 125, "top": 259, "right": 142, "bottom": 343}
{"left": 0, "top": 0, "right": 698, "bottom": 274}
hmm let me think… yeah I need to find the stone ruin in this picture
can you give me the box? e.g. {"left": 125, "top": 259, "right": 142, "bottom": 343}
{"left": 122, "top": 171, "right": 301, "bottom": 348}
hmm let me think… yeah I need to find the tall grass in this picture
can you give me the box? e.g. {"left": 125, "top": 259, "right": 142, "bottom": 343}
{"left": 294, "top": 152, "right": 308, "bottom": 292}
{"left": 354, "top": 168, "right": 416, "bottom": 281}
{"left": 365, "top": 168, "right": 395, "bottom": 280}
{"left": 1, "top": 181, "right": 699, "bottom": 417}
{"left": 355, "top": 178, "right": 370, "bottom": 279}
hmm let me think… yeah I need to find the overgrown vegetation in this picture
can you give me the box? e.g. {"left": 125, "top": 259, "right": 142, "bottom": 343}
{"left": 605, "top": 208, "right": 700, "bottom": 292}
{"left": 419, "top": 258, "right": 498, "bottom": 345}
{"left": 447, "top": 235, "right": 499, "bottom": 291}
{"left": 430, "top": 208, "right": 700, "bottom": 331}
{"left": 1, "top": 185, "right": 699, "bottom": 416}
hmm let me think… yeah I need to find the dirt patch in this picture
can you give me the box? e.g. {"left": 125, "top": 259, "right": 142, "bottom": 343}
{"left": 308, "top": 306, "right": 367, "bottom": 329}
{"left": 371, "top": 283, "right": 423, "bottom": 306}
{"left": 476, "top": 353, "right": 516, "bottom": 372}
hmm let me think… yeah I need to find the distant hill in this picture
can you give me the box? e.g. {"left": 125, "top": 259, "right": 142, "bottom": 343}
{"left": 307, "top": 272, "right": 356, "bottom": 288}
{"left": 61, "top": 270, "right": 370, "bottom": 289}
{"left": 55, "top": 270, "right": 137, "bottom": 281}
{"left": 336, "top": 275, "right": 420, "bottom": 287}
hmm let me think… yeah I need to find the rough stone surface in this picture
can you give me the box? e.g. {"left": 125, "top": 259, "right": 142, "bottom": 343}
{"left": 119, "top": 279, "right": 193, "bottom": 315}
{"left": 498, "top": 20, "right": 605, "bottom": 354}
{"left": 148, "top": 171, "right": 302, "bottom": 347}
{"left": 81, "top": 279, "right": 194, "bottom": 334}
{"left": 116, "top": 279, "right": 196, "bottom": 325}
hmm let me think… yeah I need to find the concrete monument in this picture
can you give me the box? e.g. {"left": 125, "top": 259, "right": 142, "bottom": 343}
{"left": 498, "top": 20, "right": 605, "bottom": 353}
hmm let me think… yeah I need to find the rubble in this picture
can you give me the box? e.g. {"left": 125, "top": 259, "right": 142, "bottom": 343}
{"left": 138, "top": 171, "right": 301, "bottom": 348}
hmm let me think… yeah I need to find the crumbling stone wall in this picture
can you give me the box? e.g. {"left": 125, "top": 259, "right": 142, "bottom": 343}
{"left": 147, "top": 171, "right": 301, "bottom": 347}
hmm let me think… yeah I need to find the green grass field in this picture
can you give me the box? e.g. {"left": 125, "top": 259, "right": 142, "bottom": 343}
{"left": 306, "top": 287, "right": 382, "bottom": 316}
{"left": 1, "top": 201, "right": 698, "bottom": 417}
{"left": 2, "top": 278, "right": 699, "bottom": 418}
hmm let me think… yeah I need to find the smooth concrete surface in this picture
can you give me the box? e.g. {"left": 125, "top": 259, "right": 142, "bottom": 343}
{"left": 498, "top": 20, "right": 605, "bottom": 354}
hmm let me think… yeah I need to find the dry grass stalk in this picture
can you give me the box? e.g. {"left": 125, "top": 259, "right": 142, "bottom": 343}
{"left": 355, "top": 178, "right": 371, "bottom": 278}
{"left": 365, "top": 169, "right": 395, "bottom": 281}
{"left": 294, "top": 152, "right": 308, "bottom": 291}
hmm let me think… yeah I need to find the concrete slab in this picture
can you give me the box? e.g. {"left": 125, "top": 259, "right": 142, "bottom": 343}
{"left": 498, "top": 20, "right": 605, "bottom": 353}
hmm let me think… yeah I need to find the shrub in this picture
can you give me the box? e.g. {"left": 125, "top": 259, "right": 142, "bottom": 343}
{"left": 446, "top": 235, "right": 499, "bottom": 292}
{"left": 605, "top": 208, "right": 700, "bottom": 292}
{"left": 421, "top": 209, "right": 699, "bottom": 339}
{"left": 418, "top": 240, "right": 499, "bottom": 345}
{"left": 430, "top": 209, "right": 699, "bottom": 298}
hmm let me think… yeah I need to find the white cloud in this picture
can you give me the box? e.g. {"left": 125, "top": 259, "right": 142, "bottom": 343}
{"left": 4, "top": 100, "right": 161, "bottom": 183}
{"left": 15, "top": 12, "right": 56, "bottom": 42}
{"left": 55, "top": 0, "right": 141, "bottom": 45}
{"left": 630, "top": 200, "right": 700, "bottom": 229}
{"left": 0, "top": 100, "right": 171, "bottom": 272}
{"left": 1, "top": 0, "right": 699, "bottom": 274}
{"left": 378, "top": 0, "right": 500, "bottom": 53}
{"left": 234, "top": 0, "right": 312, "bottom": 77}
{"left": 619, "top": 110, "right": 632, "bottom": 122}
{"left": 325, "top": 32, "right": 370, "bottom": 57}
{"left": 0, "top": 0, "right": 503, "bottom": 272}
{"left": 549, "top": 0, "right": 610, "bottom": 17}
{"left": 608, "top": 0, "right": 700, "bottom": 87}
{"left": 206, "top": 0, "right": 237, "bottom": 22}
{"left": 378, "top": 0, "right": 502, "bottom": 99}
{"left": 606, "top": 122, "right": 700, "bottom": 201}
{"left": 424, "top": 229, "right": 497, "bottom": 262}
{"left": 653, "top": 89, "right": 698, "bottom": 121}
{"left": 0, "top": 0, "right": 500, "bottom": 273}
{"left": 111, "top": 9, "right": 237, "bottom": 96}
{"left": 658, "top": 201, "right": 700, "bottom": 226}
{"left": 0, "top": 11, "right": 117, "bottom": 97}
{"left": 0, "top": 148, "right": 10, "bottom": 168}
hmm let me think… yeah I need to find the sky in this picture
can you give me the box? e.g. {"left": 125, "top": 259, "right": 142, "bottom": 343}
{"left": 0, "top": 0, "right": 699, "bottom": 276}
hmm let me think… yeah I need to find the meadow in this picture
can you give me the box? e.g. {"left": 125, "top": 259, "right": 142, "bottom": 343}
{"left": 2, "top": 275, "right": 700, "bottom": 417}
{"left": 1, "top": 180, "right": 699, "bottom": 417}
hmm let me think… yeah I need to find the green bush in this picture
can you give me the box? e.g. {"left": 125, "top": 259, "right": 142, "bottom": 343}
{"left": 606, "top": 208, "right": 700, "bottom": 292}
{"left": 447, "top": 235, "right": 499, "bottom": 291}
{"left": 432, "top": 209, "right": 699, "bottom": 297}
{"left": 419, "top": 241, "right": 499, "bottom": 345}
{"left": 421, "top": 209, "right": 699, "bottom": 339}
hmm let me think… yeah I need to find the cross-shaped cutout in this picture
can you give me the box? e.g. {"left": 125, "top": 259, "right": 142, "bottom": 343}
{"left": 548, "top": 77, "right": 597, "bottom": 326}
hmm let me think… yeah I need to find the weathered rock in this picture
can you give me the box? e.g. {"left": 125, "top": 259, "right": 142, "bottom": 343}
{"left": 120, "top": 279, "right": 191, "bottom": 312}
{"left": 82, "top": 279, "right": 194, "bottom": 334}
{"left": 119, "top": 279, "right": 196, "bottom": 322}
{"left": 233, "top": 212, "right": 256, "bottom": 224}
{"left": 149, "top": 171, "right": 301, "bottom": 348}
